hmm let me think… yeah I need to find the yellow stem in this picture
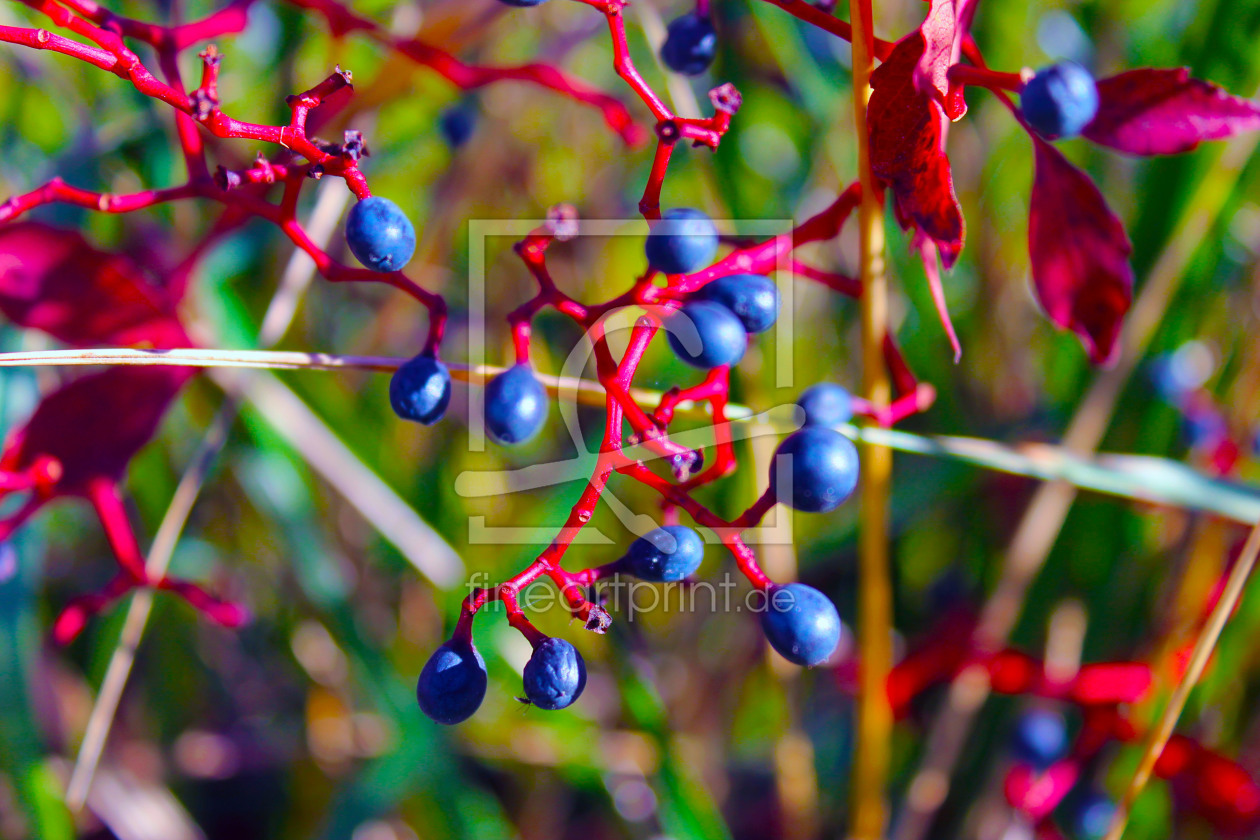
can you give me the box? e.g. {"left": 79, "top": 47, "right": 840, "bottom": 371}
{"left": 1102, "top": 519, "right": 1260, "bottom": 840}
{"left": 849, "top": 0, "right": 892, "bottom": 836}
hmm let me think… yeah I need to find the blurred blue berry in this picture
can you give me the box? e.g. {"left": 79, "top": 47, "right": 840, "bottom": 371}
{"left": 390, "top": 353, "right": 451, "bottom": 425}
{"left": 660, "top": 13, "right": 717, "bottom": 76}
{"left": 646, "top": 208, "right": 718, "bottom": 275}
{"left": 485, "top": 364, "right": 548, "bottom": 445}
{"left": 523, "top": 637, "right": 587, "bottom": 710}
{"left": 625, "top": 525, "right": 705, "bottom": 581}
{"left": 345, "top": 196, "right": 416, "bottom": 272}
{"left": 1021, "top": 62, "right": 1099, "bottom": 138}
{"left": 1011, "top": 708, "right": 1068, "bottom": 768}
{"left": 666, "top": 300, "right": 747, "bottom": 369}
{"left": 697, "top": 274, "right": 780, "bottom": 334}
{"left": 769, "top": 426, "right": 859, "bottom": 513}
{"left": 760, "top": 582, "right": 843, "bottom": 666}
{"left": 417, "top": 639, "right": 487, "bottom": 725}
{"left": 439, "top": 102, "right": 477, "bottom": 148}
{"left": 797, "top": 382, "right": 855, "bottom": 427}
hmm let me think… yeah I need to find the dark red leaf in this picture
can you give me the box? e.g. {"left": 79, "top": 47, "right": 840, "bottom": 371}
{"left": 915, "top": 233, "right": 961, "bottom": 360}
{"left": 914, "top": 0, "right": 978, "bottom": 121}
{"left": 869, "top": 35, "right": 966, "bottom": 266}
{"left": 0, "top": 222, "right": 188, "bottom": 349}
{"left": 1028, "top": 137, "right": 1133, "bottom": 365}
{"left": 1084, "top": 68, "right": 1260, "bottom": 156}
{"left": 1, "top": 366, "right": 192, "bottom": 497}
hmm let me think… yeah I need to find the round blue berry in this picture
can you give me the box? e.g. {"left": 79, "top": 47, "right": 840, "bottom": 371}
{"left": 1020, "top": 62, "right": 1099, "bottom": 139}
{"left": 645, "top": 208, "right": 718, "bottom": 275}
{"left": 417, "top": 639, "right": 487, "bottom": 725}
{"left": 666, "top": 300, "right": 748, "bottom": 369}
{"left": 760, "top": 582, "right": 843, "bottom": 666}
{"left": 439, "top": 102, "right": 477, "bottom": 148}
{"left": 1069, "top": 791, "right": 1115, "bottom": 840}
{"left": 796, "top": 382, "right": 854, "bottom": 428}
{"left": 523, "top": 637, "right": 587, "bottom": 710}
{"left": 769, "top": 426, "right": 859, "bottom": 513}
{"left": 624, "top": 525, "right": 705, "bottom": 582}
{"left": 345, "top": 196, "right": 416, "bottom": 273}
{"left": 389, "top": 353, "right": 451, "bottom": 425}
{"left": 660, "top": 13, "right": 717, "bottom": 76}
{"left": 697, "top": 274, "right": 780, "bottom": 334}
{"left": 496, "top": 0, "right": 548, "bottom": 7}
{"left": 1011, "top": 709, "right": 1068, "bottom": 769}
{"left": 484, "top": 364, "right": 548, "bottom": 445}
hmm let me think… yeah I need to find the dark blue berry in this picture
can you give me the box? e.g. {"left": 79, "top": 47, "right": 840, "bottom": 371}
{"left": 760, "top": 582, "right": 843, "bottom": 666}
{"left": 666, "top": 300, "right": 748, "bottom": 369}
{"left": 496, "top": 0, "right": 548, "bottom": 7}
{"left": 485, "top": 364, "right": 548, "bottom": 445}
{"left": 345, "top": 196, "right": 416, "bottom": 273}
{"left": 660, "top": 13, "right": 717, "bottom": 76}
{"left": 389, "top": 353, "right": 451, "bottom": 425}
{"left": 1020, "top": 62, "right": 1099, "bottom": 139}
{"left": 624, "top": 525, "right": 705, "bottom": 582}
{"left": 439, "top": 101, "right": 477, "bottom": 148}
{"left": 1068, "top": 791, "right": 1115, "bottom": 840}
{"left": 769, "top": 426, "right": 859, "bottom": 513}
{"left": 417, "top": 639, "right": 487, "bottom": 725}
{"left": 1011, "top": 709, "right": 1068, "bottom": 769}
{"left": 523, "top": 637, "right": 586, "bottom": 710}
{"left": 697, "top": 274, "right": 780, "bottom": 334}
{"left": 796, "top": 382, "right": 854, "bottom": 427}
{"left": 645, "top": 208, "right": 718, "bottom": 275}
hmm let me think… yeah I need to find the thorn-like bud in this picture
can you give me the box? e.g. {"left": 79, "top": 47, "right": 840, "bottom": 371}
{"left": 709, "top": 83, "right": 742, "bottom": 115}
{"left": 191, "top": 89, "right": 218, "bottom": 120}
{"left": 199, "top": 44, "right": 221, "bottom": 66}
{"left": 342, "top": 129, "right": 367, "bottom": 161}
{"left": 334, "top": 64, "right": 353, "bottom": 84}
{"left": 307, "top": 164, "right": 325, "bottom": 180}
{"left": 546, "top": 203, "right": 579, "bottom": 241}
{"left": 213, "top": 166, "right": 241, "bottom": 191}
{"left": 656, "top": 119, "right": 680, "bottom": 143}
{"left": 584, "top": 604, "right": 612, "bottom": 634}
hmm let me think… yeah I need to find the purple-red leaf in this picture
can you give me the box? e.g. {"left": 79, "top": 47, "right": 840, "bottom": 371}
{"left": 1, "top": 367, "right": 192, "bottom": 497}
{"left": 1028, "top": 137, "right": 1133, "bottom": 365}
{"left": 869, "top": 35, "right": 966, "bottom": 266}
{"left": 914, "top": 0, "right": 978, "bottom": 121}
{"left": 914, "top": 233, "right": 961, "bottom": 361}
{"left": 0, "top": 222, "right": 189, "bottom": 349}
{"left": 1084, "top": 68, "right": 1260, "bottom": 156}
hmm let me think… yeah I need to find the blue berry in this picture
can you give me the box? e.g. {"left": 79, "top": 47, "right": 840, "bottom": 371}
{"left": 496, "top": 0, "right": 548, "bottom": 7}
{"left": 485, "top": 364, "right": 548, "bottom": 445}
{"left": 645, "top": 208, "right": 718, "bottom": 275}
{"left": 769, "top": 426, "right": 859, "bottom": 513}
{"left": 523, "top": 637, "right": 587, "bottom": 710}
{"left": 796, "top": 382, "right": 854, "bottom": 427}
{"left": 1069, "top": 791, "right": 1115, "bottom": 840}
{"left": 417, "top": 639, "right": 487, "bottom": 725}
{"left": 1011, "top": 709, "right": 1068, "bottom": 768}
{"left": 389, "top": 353, "right": 451, "bottom": 425}
{"left": 660, "top": 13, "right": 717, "bottom": 76}
{"left": 666, "top": 300, "right": 748, "bottom": 369}
{"left": 760, "top": 582, "right": 843, "bottom": 666}
{"left": 697, "top": 274, "right": 780, "bottom": 334}
{"left": 1020, "top": 62, "right": 1099, "bottom": 139}
{"left": 439, "top": 101, "right": 477, "bottom": 148}
{"left": 624, "top": 525, "right": 705, "bottom": 581}
{"left": 345, "top": 196, "right": 416, "bottom": 272}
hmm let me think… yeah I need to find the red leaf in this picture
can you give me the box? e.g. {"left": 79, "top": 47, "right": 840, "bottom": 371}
{"left": 0, "top": 222, "right": 188, "bottom": 349}
{"left": 1069, "top": 662, "right": 1152, "bottom": 705}
{"left": 1084, "top": 68, "right": 1260, "bottom": 156}
{"left": 1028, "top": 137, "right": 1133, "bottom": 365}
{"left": 914, "top": 0, "right": 978, "bottom": 121}
{"left": 915, "top": 233, "right": 961, "bottom": 360}
{"left": 1, "top": 366, "right": 192, "bottom": 497}
{"left": 869, "top": 35, "right": 966, "bottom": 266}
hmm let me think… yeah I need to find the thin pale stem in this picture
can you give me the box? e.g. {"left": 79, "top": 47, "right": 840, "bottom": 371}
{"left": 1101, "top": 519, "right": 1260, "bottom": 840}
{"left": 849, "top": 0, "right": 892, "bottom": 835}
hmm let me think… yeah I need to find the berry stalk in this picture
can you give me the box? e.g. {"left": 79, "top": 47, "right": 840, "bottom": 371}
{"left": 849, "top": 0, "right": 893, "bottom": 836}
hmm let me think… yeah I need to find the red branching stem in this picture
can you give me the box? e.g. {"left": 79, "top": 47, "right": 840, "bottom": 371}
{"left": 640, "top": 138, "right": 677, "bottom": 219}
{"left": 757, "top": 0, "right": 893, "bottom": 61}
{"left": 948, "top": 63, "right": 1025, "bottom": 93}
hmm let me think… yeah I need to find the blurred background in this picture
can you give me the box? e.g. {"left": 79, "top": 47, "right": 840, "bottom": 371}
{"left": 2, "top": 0, "right": 1260, "bottom": 837}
